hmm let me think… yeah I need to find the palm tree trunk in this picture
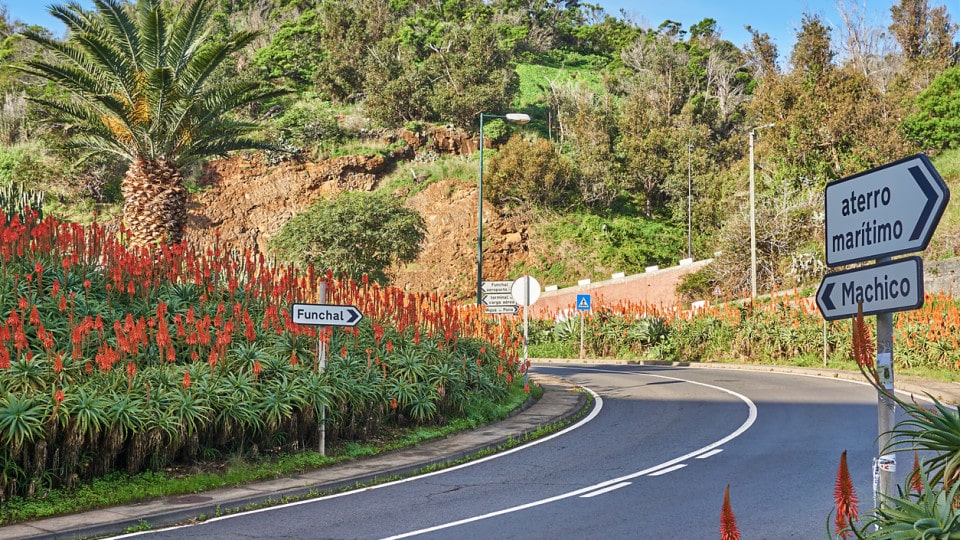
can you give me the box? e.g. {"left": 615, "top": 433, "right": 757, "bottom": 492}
{"left": 122, "top": 158, "right": 188, "bottom": 245}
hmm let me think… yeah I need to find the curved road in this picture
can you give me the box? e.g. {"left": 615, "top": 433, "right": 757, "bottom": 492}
{"left": 118, "top": 364, "right": 904, "bottom": 539}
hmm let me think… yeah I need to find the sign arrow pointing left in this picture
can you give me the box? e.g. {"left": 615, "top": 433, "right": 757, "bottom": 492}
{"left": 816, "top": 257, "right": 924, "bottom": 321}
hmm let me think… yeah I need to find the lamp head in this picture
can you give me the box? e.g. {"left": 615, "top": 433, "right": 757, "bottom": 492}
{"left": 505, "top": 113, "right": 531, "bottom": 124}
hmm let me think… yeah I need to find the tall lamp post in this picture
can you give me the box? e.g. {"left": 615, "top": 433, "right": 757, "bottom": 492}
{"left": 749, "top": 123, "right": 775, "bottom": 299}
{"left": 477, "top": 112, "right": 531, "bottom": 305}
{"left": 687, "top": 143, "right": 693, "bottom": 260}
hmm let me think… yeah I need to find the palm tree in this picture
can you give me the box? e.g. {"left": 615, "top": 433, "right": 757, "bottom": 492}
{"left": 19, "top": 0, "right": 283, "bottom": 245}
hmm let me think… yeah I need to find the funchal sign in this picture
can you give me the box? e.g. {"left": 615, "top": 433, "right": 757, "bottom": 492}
{"left": 816, "top": 153, "right": 950, "bottom": 506}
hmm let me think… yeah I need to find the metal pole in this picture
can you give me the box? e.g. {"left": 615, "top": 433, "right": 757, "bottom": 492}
{"left": 687, "top": 144, "right": 693, "bottom": 260}
{"left": 579, "top": 311, "right": 585, "bottom": 360}
{"left": 523, "top": 276, "right": 529, "bottom": 388}
{"left": 318, "top": 282, "right": 327, "bottom": 456}
{"left": 477, "top": 114, "right": 485, "bottom": 306}
{"left": 875, "top": 256, "right": 896, "bottom": 506}
{"left": 749, "top": 129, "right": 757, "bottom": 299}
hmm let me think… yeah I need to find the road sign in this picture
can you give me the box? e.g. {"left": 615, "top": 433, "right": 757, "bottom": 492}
{"left": 825, "top": 154, "right": 949, "bottom": 267}
{"left": 512, "top": 276, "right": 541, "bottom": 306}
{"left": 481, "top": 293, "right": 517, "bottom": 307}
{"left": 485, "top": 304, "right": 519, "bottom": 315}
{"left": 576, "top": 294, "right": 591, "bottom": 311}
{"left": 481, "top": 280, "right": 512, "bottom": 294}
{"left": 290, "top": 303, "right": 363, "bottom": 327}
{"left": 815, "top": 257, "right": 923, "bottom": 321}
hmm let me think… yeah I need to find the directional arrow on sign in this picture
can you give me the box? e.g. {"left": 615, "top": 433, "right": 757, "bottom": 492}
{"left": 485, "top": 304, "right": 520, "bottom": 315}
{"left": 816, "top": 257, "right": 924, "bottom": 321}
{"left": 481, "top": 293, "right": 517, "bottom": 307}
{"left": 825, "top": 154, "right": 950, "bottom": 266}
{"left": 290, "top": 303, "right": 363, "bottom": 327}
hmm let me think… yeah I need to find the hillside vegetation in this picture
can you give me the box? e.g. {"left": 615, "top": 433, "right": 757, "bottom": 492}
{"left": 1, "top": 0, "right": 960, "bottom": 299}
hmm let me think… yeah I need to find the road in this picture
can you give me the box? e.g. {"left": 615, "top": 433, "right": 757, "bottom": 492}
{"left": 117, "top": 364, "right": 903, "bottom": 539}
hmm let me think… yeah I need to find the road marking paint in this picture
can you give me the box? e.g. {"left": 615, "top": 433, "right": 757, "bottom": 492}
{"left": 580, "top": 482, "right": 631, "bottom": 498}
{"left": 114, "top": 366, "right": 758, "bottom": 540}
{"left": 381, "top": 367, "right": 758, "bottom": 540}
{"left": 108, "top": 381, "right": 607, "bottom": 538}
{"left": 648, "top": 464, "right": 687, "bottom": 476}
{"left": 697, "top": 449, "right": 723, "bottom": 459}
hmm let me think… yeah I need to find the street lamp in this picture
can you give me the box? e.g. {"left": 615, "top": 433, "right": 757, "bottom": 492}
{"left": 749, "top": 123, "right": 775, "bottom": 299}
{"left": 687, "top": 143, "right": 693, "bottom": 260}
{"left": 477, "top": 112, "right": 531, "bottom": 305}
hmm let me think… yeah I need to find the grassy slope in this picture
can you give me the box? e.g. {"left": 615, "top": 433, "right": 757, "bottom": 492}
{"left": 928, "top": 148, "right": 960, "bottom": 260}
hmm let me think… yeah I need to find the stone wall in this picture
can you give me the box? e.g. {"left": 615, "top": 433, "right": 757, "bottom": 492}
{"left": 926, "top": 257, "right": 960, "bottom": 296}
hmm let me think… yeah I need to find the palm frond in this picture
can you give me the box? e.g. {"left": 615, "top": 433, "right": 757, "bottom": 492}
{"left": 167, "top": 0, "right": 212, "bottom": 78}
{"left": 138, "top": 1, "right": 165, "bottom": 73}
{"left": 94, "top": 0, "right": 141, "bottom": 72}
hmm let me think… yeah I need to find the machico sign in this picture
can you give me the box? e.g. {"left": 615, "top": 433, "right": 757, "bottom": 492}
{"left": 817, "top": 154, "right": 950, "bottom": 321}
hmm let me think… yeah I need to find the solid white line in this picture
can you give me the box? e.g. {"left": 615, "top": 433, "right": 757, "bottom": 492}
{"left": 647, "top": 464, "right": 687, "bottom": 476}
{"left": 107, "top": 385, "right": 605, "bottom": 539}
{"left": 580, "top": 482, "right": 631, "bottom": 498}
{"left": 696, "top": 449, "right": 724, "bottom": 459}
{"left": 381, "top": 367, "right": 758, "bottom": 540}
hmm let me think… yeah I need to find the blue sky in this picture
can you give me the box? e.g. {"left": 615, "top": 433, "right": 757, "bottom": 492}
{"left": 4, "top": 1, "right": 953, "bottom": 56}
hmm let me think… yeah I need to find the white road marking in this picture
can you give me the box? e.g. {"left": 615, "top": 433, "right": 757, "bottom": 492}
{"left": 108, "top": 379, "right": 606, "bottom": 538}
{"left": 697, "top": 449, "right": 724, "bottom": 459}
{"left": 580, "top": 481, "right": 632, "bottom": 498}
{"left": 648, "top": 463, "right": 687, "bottom": 476}
{"left": 112, "top": 366, "right": 758, "bottom": 540}
{"left": 381, "top": 367, "right": 758, "bottom": 539}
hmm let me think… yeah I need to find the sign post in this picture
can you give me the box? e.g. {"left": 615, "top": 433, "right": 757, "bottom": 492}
{"left": 512, "top": 276, "right": 541, "bottom": 387}
{"left": 291, "top": 298, "right": 364, "bottom": 456}
{"left": 576, "top": 294, "right": 591, "bottom": 359}
{"left": 817, "top": 154, "right": 949, "bottom": 507}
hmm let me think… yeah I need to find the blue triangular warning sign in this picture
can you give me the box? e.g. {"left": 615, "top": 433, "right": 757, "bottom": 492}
{"left": 576, "top": 294, "right": 590, "bottom": 310}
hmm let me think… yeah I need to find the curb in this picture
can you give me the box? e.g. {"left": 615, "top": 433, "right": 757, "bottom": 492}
{"left": 3, "top": 378, "right": 589, "bottom": 540}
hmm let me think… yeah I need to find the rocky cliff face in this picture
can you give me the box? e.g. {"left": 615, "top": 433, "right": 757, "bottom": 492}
{"left": 184, "top": 128, "right": 530, "bottom": 301}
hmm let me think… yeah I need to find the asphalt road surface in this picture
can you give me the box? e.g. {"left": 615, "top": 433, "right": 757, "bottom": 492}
{"left": 117, "top": 364, "right": 907, "bottom": 539}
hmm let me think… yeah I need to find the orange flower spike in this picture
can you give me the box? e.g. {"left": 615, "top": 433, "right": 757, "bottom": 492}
{"left": 910, "top": 451, "right": 923, "bottom": 494}
{"left": 834, "top": 450, "right": 859, "bottom": 538}
{"left": 182, "top": 370, "right": 191, "bottom": 389}
{"left": 720, "top": 485, "right": 740, "bottom": 540}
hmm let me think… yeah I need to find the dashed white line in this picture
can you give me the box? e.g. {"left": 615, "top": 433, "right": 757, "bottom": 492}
{"left": 581, "top": 482, "right": 632, "bottom": 498}
{"left": 648, "top": 464, "right": 687, "bottom": 476}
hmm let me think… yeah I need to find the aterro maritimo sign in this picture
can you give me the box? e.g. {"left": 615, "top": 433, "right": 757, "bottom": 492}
{"left": 825, "top": 154, "right": 949, "bottom": 267}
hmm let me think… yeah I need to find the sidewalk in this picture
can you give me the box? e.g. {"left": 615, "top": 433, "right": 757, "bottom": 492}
{"left": 0, "top": 375, "right": 587, "bottom": 540}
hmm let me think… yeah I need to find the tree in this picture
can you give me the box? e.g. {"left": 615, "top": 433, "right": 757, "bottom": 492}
{"left": 485, "top": 134, "right": 574, "bottom": 209}
{"left": 744, "top": 25, "right": 779, "bottom": 80}
{"left": 904, "top": 65, "right": 960, "bottom": 150}
{"left": 790, "top": 12, "right": 835, "bottom": 80}
{"left": 269, "top": 191, "right": 426, "bottom": 285}
{"left": 889, "top": 0, "right": 959, "bottom": 90}
{"left": 19, "top": 0, "right": 282, "bottom": 245}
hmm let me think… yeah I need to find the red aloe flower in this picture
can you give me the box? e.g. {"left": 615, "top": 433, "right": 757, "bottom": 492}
{"left": 53, "top": 388, "right": 65, "bottom": 416}
{"left": 910, "top": 451, "right": 923, "bottom": 494}
{"left": 721, "top": 484, "right": 740, "bottom": 540}
{"left": 834, "top": 450, "right": 859, "bottom": 538}
{"left": 182, "top": 370, "right": 191, "bottom": 388}
{"left": 252, "top": 359, "right": 262, "bottom": 381}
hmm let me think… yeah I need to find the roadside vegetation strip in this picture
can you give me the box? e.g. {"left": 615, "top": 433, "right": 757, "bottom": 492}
{"left": 527, "top": 289, "right": 960, "bottom": 383}
{"left": 0, "top": 211, "right": 527, "bottom": 523}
